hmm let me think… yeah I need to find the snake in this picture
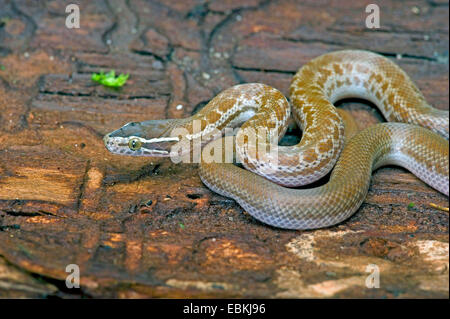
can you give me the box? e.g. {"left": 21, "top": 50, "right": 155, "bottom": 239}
{"left": 103, "top": 50, "right": 449, "bottom": 230}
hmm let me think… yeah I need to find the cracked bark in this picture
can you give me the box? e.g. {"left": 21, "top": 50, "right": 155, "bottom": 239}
{"left": 0, "top": 0, "right": 448, "bottom": 298}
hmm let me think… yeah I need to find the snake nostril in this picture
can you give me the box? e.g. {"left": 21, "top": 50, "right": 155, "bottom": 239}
{"left": 103, "top": 134, "right": 110, "bottom": 146}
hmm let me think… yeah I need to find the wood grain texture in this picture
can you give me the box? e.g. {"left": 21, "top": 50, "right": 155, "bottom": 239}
{"left": 0, "top": 0, "right": 448, "bottom": 298}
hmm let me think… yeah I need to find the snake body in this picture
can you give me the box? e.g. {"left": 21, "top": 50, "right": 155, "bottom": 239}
{"left": 104, "top": 50, "right": 449, "bottom": 230}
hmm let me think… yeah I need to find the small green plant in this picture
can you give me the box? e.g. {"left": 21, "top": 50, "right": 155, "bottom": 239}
{"left": 407, "top": 202, "right": 415, "bottom": 210}
{"left": 91, "top": 70, "right": 129, "bottom": 88}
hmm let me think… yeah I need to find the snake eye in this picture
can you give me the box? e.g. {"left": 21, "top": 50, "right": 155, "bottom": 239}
{"left": 128, "top": 138, "right": 142, "bottom": 151}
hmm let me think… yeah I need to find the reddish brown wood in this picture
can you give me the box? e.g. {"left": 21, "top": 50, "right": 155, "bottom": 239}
{"left": 0, "top": 0, "right": 448, "bottom": 298}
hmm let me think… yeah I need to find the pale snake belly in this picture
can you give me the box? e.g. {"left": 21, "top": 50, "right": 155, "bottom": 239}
{"left": 104, "top": 50, "right": 449, "bottom": 230}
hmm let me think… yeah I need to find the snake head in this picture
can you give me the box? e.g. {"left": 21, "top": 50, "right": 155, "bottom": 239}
{"left": 103, "top": 120, "right": 181, "bottom": 157}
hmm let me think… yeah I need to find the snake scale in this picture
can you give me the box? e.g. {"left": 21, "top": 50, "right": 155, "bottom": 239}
{"left": 104, "top": 50, "right": 449, "bottom": 230}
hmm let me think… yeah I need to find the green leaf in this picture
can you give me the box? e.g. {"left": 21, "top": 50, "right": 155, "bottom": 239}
{"left": 0, "top": 64, "right": 5, "bottom": 71}
{"left": 179, "top": 223, "right": 185, "bottom": 230}
{"left": 407, "top": 202, "right": 415, "bottom": 210}
{"left": 91, "top": 72, "right": 102, "bottom": 82}
{"left": 91, "top": 69, "right": 129, "bottom": 88}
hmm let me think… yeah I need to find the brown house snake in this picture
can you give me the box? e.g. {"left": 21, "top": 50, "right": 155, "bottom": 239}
{"left": 104, "top": 50, "right": 449, "bottom": 230}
